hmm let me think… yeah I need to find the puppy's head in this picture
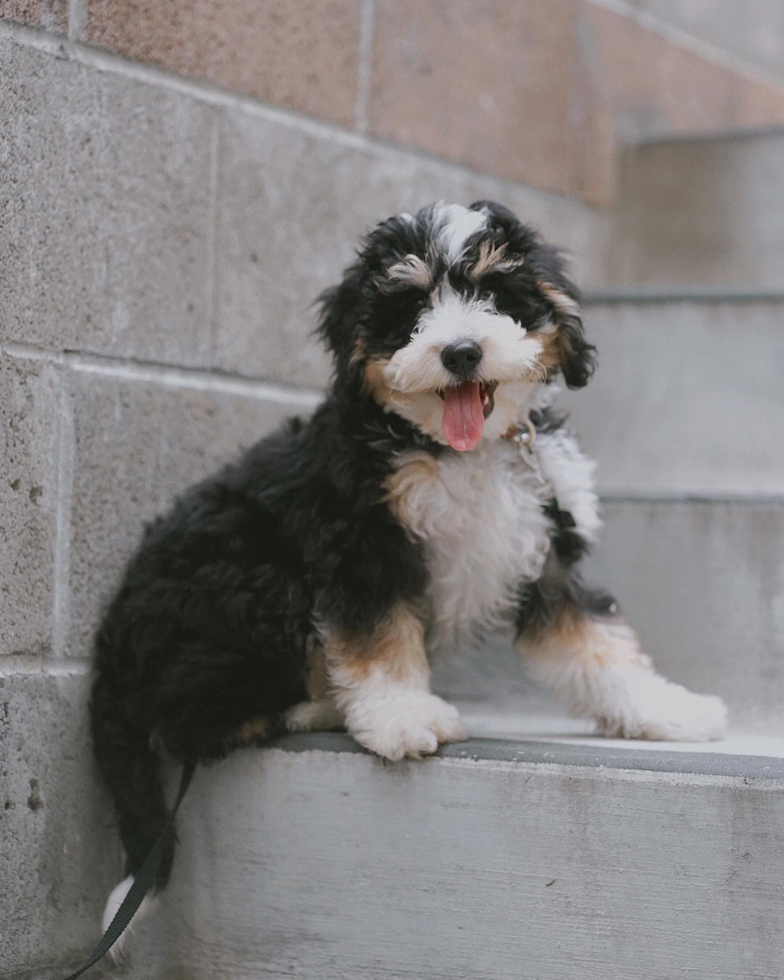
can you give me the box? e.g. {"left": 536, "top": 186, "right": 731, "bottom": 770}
{"left": 318, "top": 201, "right": 595, "bottom": 451}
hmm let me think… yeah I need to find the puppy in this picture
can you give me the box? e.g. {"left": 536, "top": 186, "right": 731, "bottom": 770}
{"left": 91, "top": 201, "right": 727, "bottom": 937}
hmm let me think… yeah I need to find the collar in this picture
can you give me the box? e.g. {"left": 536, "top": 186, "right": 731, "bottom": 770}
{"left": 502, "top": 417, "right": 577, "bottom": 530}
{"left": 502, "top": 416, "right": 551, "bottom": 489}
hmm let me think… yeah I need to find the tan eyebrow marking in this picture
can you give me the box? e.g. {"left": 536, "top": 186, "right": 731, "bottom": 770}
{"left": 385, "top": 254, "right": 434, "bottom": 290}
{"left": 468, "top": 239, "right": 525, "bottom": 281}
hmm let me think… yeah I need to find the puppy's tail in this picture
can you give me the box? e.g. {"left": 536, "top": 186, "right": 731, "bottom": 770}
{"left": 90, "top": 665, "right": 174, "bottom": 958}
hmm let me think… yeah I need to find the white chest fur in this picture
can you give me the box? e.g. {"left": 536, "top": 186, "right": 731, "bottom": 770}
{"left": 386, "top": 430, "right": 602, "bottom": 652}
{"left": 389, "top": 440, "right": 551, "bottom": 651}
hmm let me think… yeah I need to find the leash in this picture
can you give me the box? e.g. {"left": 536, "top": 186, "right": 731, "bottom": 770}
{"left": 63, "top": 761, "right": 196, "bottom": 980}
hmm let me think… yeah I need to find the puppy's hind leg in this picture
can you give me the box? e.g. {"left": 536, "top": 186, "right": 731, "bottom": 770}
{"left": 325, "top": 604, "right": 466, "bottom": 761}
{"left": 517, "top": 581, "right": 728, "bottom": 742}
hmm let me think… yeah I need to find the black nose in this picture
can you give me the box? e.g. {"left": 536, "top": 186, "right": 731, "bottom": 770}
{"left": 440, "top": 341, "right": 483, "bottom": 379}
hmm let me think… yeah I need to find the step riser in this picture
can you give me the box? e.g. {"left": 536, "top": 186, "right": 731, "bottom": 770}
{"left": 609, "top": 135, "right": 784, "bottom": 288}
{"left": 434, "top": 500, "right": 784, "bottom": 724}
{"left": 127, "top": 748, "right": 784, "bottom": 980}
{"left": 562, "top": 298, "right": 784, "bottom": 495}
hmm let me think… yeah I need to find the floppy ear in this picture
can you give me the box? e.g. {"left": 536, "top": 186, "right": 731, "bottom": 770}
{"left": 315, "top": 262, "right": 367, "bottom": 371}
{"left": 535, "top": 247, "right": 596, "bottom": 390}
{"left": 469, "top": 199, "right": 539, "bottom": 253}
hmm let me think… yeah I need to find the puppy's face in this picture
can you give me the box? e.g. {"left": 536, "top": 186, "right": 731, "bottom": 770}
{"left": 319, "top": 202, "right": 595, "bottom": 451}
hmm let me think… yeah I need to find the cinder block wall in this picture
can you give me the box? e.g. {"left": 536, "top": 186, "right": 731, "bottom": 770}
{"left": 2, "top": 2, "right": 784, "bottom": 976}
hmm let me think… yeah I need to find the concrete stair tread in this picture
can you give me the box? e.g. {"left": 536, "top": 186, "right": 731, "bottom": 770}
{"left": 268, "top": 723, "right": 784, "bottom": 776}
{"left": 128, "top": 728, "right": 784, "bottom": 979}
{"left": 457, "top": 706, "right": 784, "bottom": 765}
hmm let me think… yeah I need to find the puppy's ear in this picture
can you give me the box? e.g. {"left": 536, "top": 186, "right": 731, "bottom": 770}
{"left": 536, "top": 246, "right": 596, "bottom": 390}
{"left": 469, "top": 200, "right": 538, "bottom": 253}
{"left": 316, "top": 262, "right": 366, "bottom": 370}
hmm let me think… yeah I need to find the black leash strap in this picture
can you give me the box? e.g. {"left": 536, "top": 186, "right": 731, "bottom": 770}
{"left": 64, "top": 761, "right": 197, "bottom": 980}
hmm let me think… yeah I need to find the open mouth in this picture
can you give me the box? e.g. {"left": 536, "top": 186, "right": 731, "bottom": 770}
{"left": 437, "top": 381, "right": 497, "bottom": 452}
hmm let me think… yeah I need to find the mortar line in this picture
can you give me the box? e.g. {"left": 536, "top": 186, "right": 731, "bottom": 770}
{"left": 0, "top": 341, "right": 63, "bottom": 363}
{"left": 586, "top": 0, "right": 784, "bottom": 96}
{"left": 50, "top": 375, "right": 75, "bottom": 659}
{"left": 66, "top": 0, "right": 85, "bottom": 43}
{"left": 354, "top": 0, "right": 375, "bottom": 134}
{"left": 3, "top": 341, "right": 324, "bottom": 403}
{"left": 1, "top": 656, "right": 90, "bottom": 677}
{"left": 64, "top": 351, "right": 325, "bottom": 407}
{"left": 0, "top": 18, "right": 602, "bottom": 218}
{"left": 206, "top": 110, "right": 223, "bottom": 365}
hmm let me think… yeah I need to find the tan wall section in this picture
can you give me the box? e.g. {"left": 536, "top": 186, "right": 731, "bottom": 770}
{"left": 583, "top": 3, "right": 784, "bottom": 139}
{"left": 83, "top": 0, "right": 363, "bottom": 127}
{"left": 369, "top": 0, "right": 614, "bottom": 205}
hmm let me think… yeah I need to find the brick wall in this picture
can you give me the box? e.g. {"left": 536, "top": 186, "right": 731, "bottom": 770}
{"left": 2, "top": 2, "right": 784, "bottom": 975}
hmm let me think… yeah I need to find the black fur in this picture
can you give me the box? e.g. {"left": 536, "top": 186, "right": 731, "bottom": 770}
{"left": 90, "top": 201, "right": 609, "bottom": 890}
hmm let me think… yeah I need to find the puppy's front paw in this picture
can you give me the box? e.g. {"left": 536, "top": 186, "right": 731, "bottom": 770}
{"left": 598, "top": 681, "right": 728, "bottom": 742}
{"left": 348, "top": 692, "right": 466, "bottom": 761}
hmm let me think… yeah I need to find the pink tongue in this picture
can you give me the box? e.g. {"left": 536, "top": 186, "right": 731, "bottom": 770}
{"left": 442, "top": 381, "right": 485, "bottom": 451}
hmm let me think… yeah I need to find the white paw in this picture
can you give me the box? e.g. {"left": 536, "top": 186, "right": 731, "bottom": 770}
{"left": 285, "top": 699, "right": 345, "bottom": 733}
{"left": 347, "top": 692, "right": 466, "bottom": 761}
{"left": 598, "top": 682, "right": 728, "bottom": 742}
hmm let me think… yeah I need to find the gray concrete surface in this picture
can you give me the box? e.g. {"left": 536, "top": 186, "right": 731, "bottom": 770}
{"left": 562, "top": 296, "right": 784, "bottom": 494}
{"left": 609, "top": 131, "right": 784, "bottom": 287}
{"left": 0, "top": 353, "right": 58, "bottom": 659}
{"left": 0, "top": 670, "right": 118, "bottom": 977}
{"left": 60, "top": 362, "right": 315, "bottom": 659}
{"left": 120, "top": 744, "right": 784, "bottom": 980}
{"left": 0, "top": 34, "right": 218, "bottom": 366}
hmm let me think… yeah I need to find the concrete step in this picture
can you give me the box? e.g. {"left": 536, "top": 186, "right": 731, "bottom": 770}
{"left": 608, "top": 129, "right": 784, "bottom": 288}
{"left": 563, "top": 293, "right": 784, "bottom": 495}
{"left": 123, "top": 735, "right": 784, "bottom": 980}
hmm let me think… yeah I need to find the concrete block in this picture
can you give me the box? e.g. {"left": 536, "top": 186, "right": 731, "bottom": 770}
{"left": 125, "top": 742, "right": 784, "bottom": 979}
{"left": 563, "top": 297, "right": 784, "bottom": 494}
{"left": 0, "top": 34, "right": 217, "bottom": 365}
{"left": 60, "top": 365, "right": 315, "bottom": 657}
{"left": 0, "top": 0, "right": 66, "bottom": 31}
{"left": 214, "top": 108, "right": 612, "bottom": 385}
{"left": 84, "top": 0, "right": 363, "bottom": 128}
{"left": 0, "top": 352, "right": 58, "bottom": 658}
{"left": 0, "top": 669, "right": 117, "bottom": 975}
{"left": 609, "top": 133, "right": 784, "bottom": 287}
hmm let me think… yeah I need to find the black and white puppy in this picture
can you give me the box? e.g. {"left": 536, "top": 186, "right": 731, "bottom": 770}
{"left": 92, "top": 201, "right": 727, "bottom": 935}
